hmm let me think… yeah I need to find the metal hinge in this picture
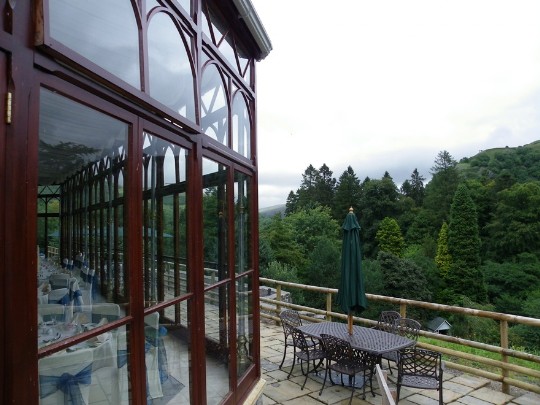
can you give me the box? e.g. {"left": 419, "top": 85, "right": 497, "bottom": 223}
{"left": 6, "top": 91, "right": 12, "bottom": 124}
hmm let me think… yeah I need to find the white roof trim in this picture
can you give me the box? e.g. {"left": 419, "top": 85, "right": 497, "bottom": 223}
{"left": 232, "top": 0, "right": 273, "bottom": 60}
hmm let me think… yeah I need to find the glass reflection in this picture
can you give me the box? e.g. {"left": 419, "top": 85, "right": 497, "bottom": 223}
{"left": 234, "top": 171, "right": 251, "bottom": 275}
{"left": 49, "top": 0, "right": 140, "bottom": 89}
{"left": 38, "top": 325, "right": 130, "bottom": 404}
{"left": 38, "top": 88, "right": 128, "bottom": 347}
{"left": 232, "top": 92, "right": 251, "bottom": 158}
{"left": 148, "top": 12, "right": 195, "bottom": 121}
{"left": 142, "top": 133, "right": 189, "bottom": 305}
{"left": 144, "top": 304, "right": 192, "bottom": 404}
{"left": 201, "top": 64, "right": 228, "bottom": 144}
{"left": 205, "top": 286, "right": 230, "bottom": 405}
{"left": 236, "top": 275, "right": 253, "bottom": 377}
{"left": 203, "top": 158, "right": 229, "bottom": 286}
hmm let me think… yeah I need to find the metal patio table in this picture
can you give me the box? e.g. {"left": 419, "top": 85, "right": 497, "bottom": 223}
{"left": 297, "top": 321, "right": 414, "bottom": 357}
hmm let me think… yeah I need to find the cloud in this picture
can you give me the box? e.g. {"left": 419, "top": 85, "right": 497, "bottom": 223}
{"left": 252, "top": 0, "right": 540, "bottom": 208}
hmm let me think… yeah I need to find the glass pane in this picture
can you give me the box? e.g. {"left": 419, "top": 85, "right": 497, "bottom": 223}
{"left": 38, "top": 324, "right": 129, "bottom": 404}
{"left": 234, "top": 171, "right": 251, "bottom": 275}
{"left": 236, "top": 274, "right": 253, "bottom": 378}
{"left": 201, "top": 64, "right": 228, "bottom": 144}
{"left": 232, "top": 93, "right": 251, "bottom": 158}
{"left": 142, "top": 132, "right": 189, "bottom": 305}
{"left": 203, "top": 158, "right": 229, "bottom": 286}
{"left": 148, "top": 12, "right": 196, "bottom": 121}
{"left": 205, "top": 285, "right": 230, "bottom": 404}
{"left": 38, "top": 88, "right": 129, "bottom": 347}
{"left": 144, "top": 301, "right": 191, "bottom": 404}
{"left": 49, "top": 0, "right": 141, "bottom": 89}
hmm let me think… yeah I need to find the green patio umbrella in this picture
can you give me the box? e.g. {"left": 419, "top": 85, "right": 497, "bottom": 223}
{"left": 336, "top": 207, "right": 368, "bottom": 334}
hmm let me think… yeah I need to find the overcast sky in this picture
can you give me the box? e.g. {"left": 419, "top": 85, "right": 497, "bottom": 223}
{"left": 250, "top": 0, "right": 540, "bottom": 208}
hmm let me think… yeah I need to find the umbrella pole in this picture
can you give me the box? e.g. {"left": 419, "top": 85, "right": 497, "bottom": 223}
{"left": 348, "top": 313, "right": 353, "bottom": 335}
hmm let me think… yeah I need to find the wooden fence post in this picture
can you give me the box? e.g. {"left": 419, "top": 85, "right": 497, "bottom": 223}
{"left": 326, "top": 292, "right": 332, "bottom": 322}
{"left": 500, "top": 320, "right": 509, "bottom": 394}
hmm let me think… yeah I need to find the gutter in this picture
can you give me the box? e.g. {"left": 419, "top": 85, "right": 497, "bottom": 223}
{"left": 232, "top": 0, "right": 273, "bottom": 60}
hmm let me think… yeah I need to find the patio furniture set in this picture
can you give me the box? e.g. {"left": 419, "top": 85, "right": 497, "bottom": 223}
{"left": 278, "top": 309, "right": 445, "bottom": 405}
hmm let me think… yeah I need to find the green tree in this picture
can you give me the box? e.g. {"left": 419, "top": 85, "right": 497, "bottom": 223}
{"left": 484, "top": 182, "right": 540, "bottom": 261}
{"left": 447, "top": 184, "right": 486, "bottom": 303}
{"left": 358, "top": 174, "right": 400, "bottom": 258}
{"left": 333, "top": 166, "right": 362, "bottom": 220}
{"left": 400, "top": 168, "right": 426, "bottom": 206}
{"left": 259, "top": 213, "right": 306, "bottom": 271}
{"left": 378, "top": 251, "right": 431, "bottom": 301}
{"left": 435, "top": 221, "right": 451, "bottom": 278}
{"left": 376, "top": 217, "right": 404, "bottom": 257}
{"left": 423, "top": 150, "right": 460, "bottom": 229}
{"left": 316, "top": 163, "right": 336, "bottom": 208}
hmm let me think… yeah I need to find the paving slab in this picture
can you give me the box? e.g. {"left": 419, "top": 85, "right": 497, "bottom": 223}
{"left": 468, "top": 386, "right": 515, "bottom": 405}
{"left": 450, "top": 375, "right": 490, "bottom": 390}
{"left": 449, "top": 394, "right": 494, "bottom": 405}
{"left": 511, "top": 392, "right": 540, "bottom": 405}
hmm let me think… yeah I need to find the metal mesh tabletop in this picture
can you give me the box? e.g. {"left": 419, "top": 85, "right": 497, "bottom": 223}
{"left": 298, "top": 322, "right": 414, "bottom": 356}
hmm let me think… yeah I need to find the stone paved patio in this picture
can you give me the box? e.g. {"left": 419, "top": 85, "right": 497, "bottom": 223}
{"left": 258, "top": 318, "right": 540, "bottom": 405}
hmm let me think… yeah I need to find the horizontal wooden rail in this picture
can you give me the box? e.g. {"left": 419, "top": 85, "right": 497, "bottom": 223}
{"left": 260, "top": 277, "right": 540, "bottom": 395}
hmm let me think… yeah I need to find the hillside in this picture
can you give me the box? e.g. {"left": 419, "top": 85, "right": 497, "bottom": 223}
{"left": 458, "top": 140, "right": 540, "bottom": 182}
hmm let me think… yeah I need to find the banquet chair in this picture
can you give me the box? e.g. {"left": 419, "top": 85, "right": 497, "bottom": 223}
{"left": 397, "top": 348, "right": 444, "bottom": 405}
{"left": 319, "top": 333, "right": 376, "bottom": 404}
{"left": 38, "top": 347, "right": 93, "bottom": 405}
{"left": 49, "top": 274, "right": 70, "bottom": 290}
{"left": 80, "top": 267, "right": 96, "bottom": 305}
{"left": 374, "top": 310, "right": 401, "bottom": 333}
{"left": 144, "top": 312, "right": 164, "bottom": 400}
{"left": 287, "top": 327, "right": 326, "bottom": 389}
{"left": 278, "top": 309, "right": 313, "bottom": 369}
{"left": 92, "top": 303, "right": 121, "bottom": 323}
{"left": 38, "top": 304, "right": 65, "bottom": 323}
{"left": 381, "top": 317, "right": 421, "bottom": 374}
{"left": 47, "top": 287, "right": 70, "bottom": 305}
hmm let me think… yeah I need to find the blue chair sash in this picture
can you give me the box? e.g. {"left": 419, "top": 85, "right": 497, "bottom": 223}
{"left": 39, "top": 363, "right": 92, "bottom": 405}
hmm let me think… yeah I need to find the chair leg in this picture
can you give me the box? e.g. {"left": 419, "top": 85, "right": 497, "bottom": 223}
{"left": 279, "top": 344, "right": 287, "bottom": 369}
{"left": 349, "top": 375, "right": 356, "bottom": 404}
{"left": 319, "top": 362, "right": 329, "bottom": 396}
{"left": 287, "top": 352, "right": 297, "bottom": 379}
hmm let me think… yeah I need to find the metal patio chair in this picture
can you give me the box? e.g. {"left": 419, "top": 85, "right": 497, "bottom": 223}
{"left": 288, "top": 327, "right": 326, "bottom": 389}
{"left": 381, "top": 317, "right": 421, "bottom": 374}
{"left": 319, "top": 333, "right": 376, "bottom": 404}
{"left": 397, "top": 347, "right": 444, "bottom": 405}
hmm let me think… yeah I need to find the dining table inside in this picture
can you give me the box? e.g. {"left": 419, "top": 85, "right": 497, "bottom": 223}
{"left": 297, "top": 321, "right": 415, "bottom": 359}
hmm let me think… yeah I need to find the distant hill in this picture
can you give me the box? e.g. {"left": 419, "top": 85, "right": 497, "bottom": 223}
{"left": 259, "top": 204, "right": 286, "bottom": 217}
{"left": 457, "top": 140, "right": 540, "bottom": 182}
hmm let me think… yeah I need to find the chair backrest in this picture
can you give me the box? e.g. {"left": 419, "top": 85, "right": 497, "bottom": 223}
{"left": 290, "top": 327, "right": 312, "bottom": 351}
{"left": 398, "top": 347, "right": 442, "bottom": 379}
{"left": 279, "top": 309, "right": 302, "bottom": 327}
{"left": 47, "top": 287, "right": 69, "bottom": 304}
{"left": 394, "top": 318, "right": 421, "bottom": 341}
{"left": 144, "top": 312, "right": 160, "bottom": 347}
{"left": 38, "top": 304, "right": 65, "bottom": 323}
{"left": 320, "top": 333, "right": 352, "bottom": 363}
{"left": 49, "top": 274, "right": 70, "bottom": 290}
{"left": 39, "top": 347, "right": 93, "bottom": 404}
{"left": 92, "top": 303, "right": 121, "bottom": 323}
{"left": 376, "top": 311, "right": 401, "bottom": 333}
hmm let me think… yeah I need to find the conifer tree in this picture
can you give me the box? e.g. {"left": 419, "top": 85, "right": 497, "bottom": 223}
{"left": 376, "top": 217, "right": 404, "bottom": 257}
{"left": 447, "top": 183, "right": 487, "bottom": 303}
{"left": 435, "top": 221, "right": 451, "bottom": 278}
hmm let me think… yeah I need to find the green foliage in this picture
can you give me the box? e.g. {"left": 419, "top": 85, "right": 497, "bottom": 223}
{"left": 435, "top": 221, "right": 451, "bottom": 278}
{"left": 375, "top": 217, "right": 404, "bottom": 257}
{"left": 484, "top": 182, "right": 540, "bottom": 261}
{"left": 333, "top": 166, "right": 362, "bottom": 220}
{"left": 447, "top": 184, "right": 485, "bottom": 302}
{"left": 377, "top": 251, "right": 431, "bottom": 301}
{"left": 448, "top": 297, "right": 500, "bottom": 344}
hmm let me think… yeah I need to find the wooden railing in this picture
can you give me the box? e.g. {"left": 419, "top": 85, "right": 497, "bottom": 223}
{"left": 260, "top": 277, "right": 540, "bottom": 395}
